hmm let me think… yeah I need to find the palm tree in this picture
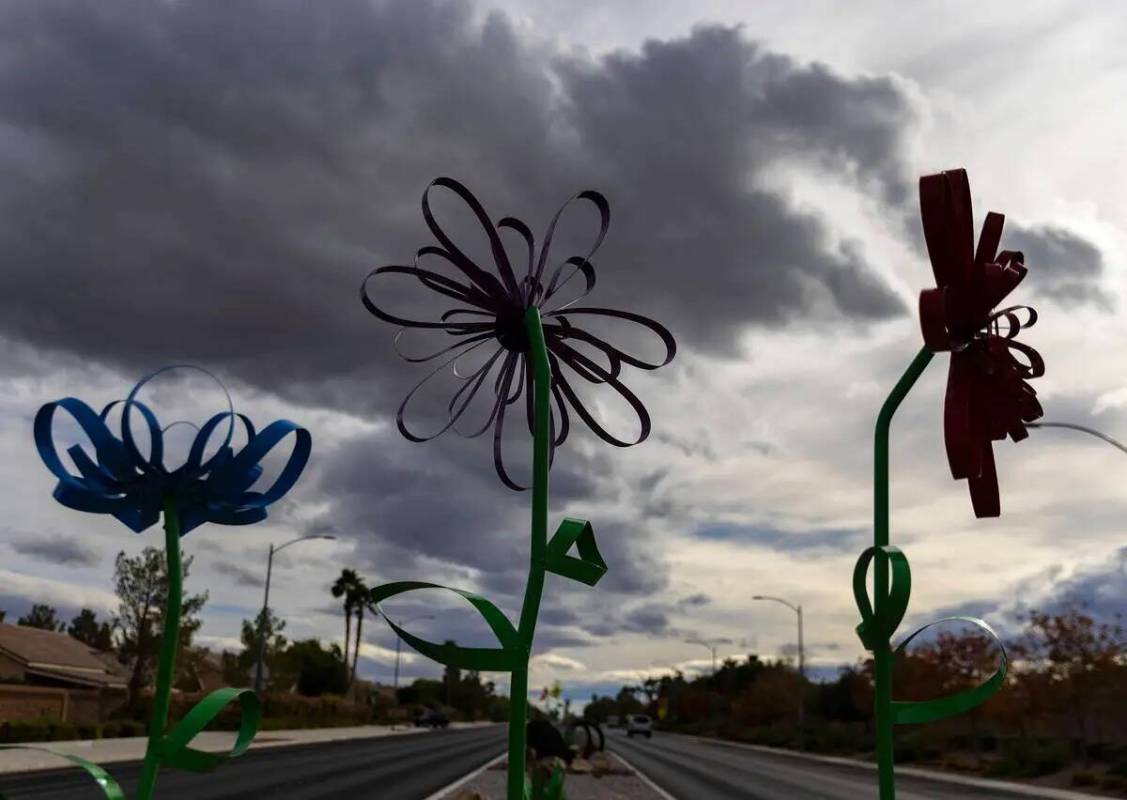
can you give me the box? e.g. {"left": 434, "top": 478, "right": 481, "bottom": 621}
{"left": 348, "top": 576, "right": 369, "bottom": 687}
{"left": 331, "top": 569, "right": 361, "bottom": 670}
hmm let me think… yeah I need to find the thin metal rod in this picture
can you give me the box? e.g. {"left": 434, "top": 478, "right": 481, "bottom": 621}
{"left": 1027, "top": 421, "right": 1127, "bottom": 455}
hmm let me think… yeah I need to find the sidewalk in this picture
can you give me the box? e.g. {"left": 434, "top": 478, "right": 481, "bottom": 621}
{"left": 0, "top": 721, "right": 496, "bottom": 774}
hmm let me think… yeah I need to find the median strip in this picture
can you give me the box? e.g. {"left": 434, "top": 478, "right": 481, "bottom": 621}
{"left": 431, "top": 750, "right": 674, "bottom": 799}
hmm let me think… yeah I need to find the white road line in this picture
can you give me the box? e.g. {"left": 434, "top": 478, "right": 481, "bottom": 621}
{"left": 673, "top": 733, "right": 1099, "bottom": 800}
{"left": 422, "top": 750, "right": 506, "bottom": 800}
{"left": 612, "top": 751, "right": 678, "bottom": 800}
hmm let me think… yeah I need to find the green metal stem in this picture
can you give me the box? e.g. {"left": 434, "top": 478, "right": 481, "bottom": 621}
{"left": 136, "top": 496, "right": 184, "bottom": 800}
{"left": 873, "top": 345, "right": 933, "bottom": 799}
{"left": 507, "top": 307, "right": 552, "bottom": 800}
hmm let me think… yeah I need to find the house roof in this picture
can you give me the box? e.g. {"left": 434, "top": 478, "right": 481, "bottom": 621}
{"left": 0, "top": 623, "right": 128, "bottom": 689}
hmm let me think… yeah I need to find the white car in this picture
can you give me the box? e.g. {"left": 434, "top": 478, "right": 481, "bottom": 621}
{"left": 626, "top": 714, "right": 652, "bottom": 738}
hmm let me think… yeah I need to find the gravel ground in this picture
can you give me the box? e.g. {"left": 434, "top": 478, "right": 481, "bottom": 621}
{"left": 444, "top": 753, "right": 668, "bottom": 800}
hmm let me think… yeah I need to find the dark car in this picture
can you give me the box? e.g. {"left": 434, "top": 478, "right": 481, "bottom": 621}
{"left": 415, "top": 709, "right": 450, "bottom": 729}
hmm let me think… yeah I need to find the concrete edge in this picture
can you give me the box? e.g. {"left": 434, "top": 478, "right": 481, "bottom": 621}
{"left": 672, "top": 732, "right": 1100, "bottom": 800}
{"left": 611, "top": 751, "right": 678, "bottom": 800}
{"left": 422, "top": 750, "right": 506, "bottom": 800}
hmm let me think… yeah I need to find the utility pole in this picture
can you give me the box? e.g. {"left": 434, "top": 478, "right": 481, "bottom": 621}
{"left": 253, "top": 534, "right": 335, "bottom": 693}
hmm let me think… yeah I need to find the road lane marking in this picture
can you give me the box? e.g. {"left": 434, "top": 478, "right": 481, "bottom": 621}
{"left": 422, "top": 750, "right": 506, "bottom": 800}
{"left": 671, "top": 733, "right": 1099, "bottom": 800}
{"left": 612, "top": 751, "right": 678, "bottom": 800}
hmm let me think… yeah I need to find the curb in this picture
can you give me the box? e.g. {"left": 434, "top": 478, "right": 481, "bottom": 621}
{"left": 422, "top": 751, "right": 506, "bottom": 800}
{"left": 673, "top": 733, "right": 1101, "bottom": 800}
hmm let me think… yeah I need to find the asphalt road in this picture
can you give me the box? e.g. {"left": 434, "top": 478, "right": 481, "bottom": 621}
{"left": 610, "top": 729, "right": 1067, "bottom": 799}
{"left": 0, "top": 725, "right": 506, "bottom": 800}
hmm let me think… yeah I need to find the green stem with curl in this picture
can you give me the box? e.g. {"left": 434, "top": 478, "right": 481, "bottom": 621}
{"left": 873, "top": 345, "right": 934, "bottom": 799}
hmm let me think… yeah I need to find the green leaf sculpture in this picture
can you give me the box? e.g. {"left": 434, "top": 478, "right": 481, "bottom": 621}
{"left": 361, "top": 178, "right": 675, "bottom": 799}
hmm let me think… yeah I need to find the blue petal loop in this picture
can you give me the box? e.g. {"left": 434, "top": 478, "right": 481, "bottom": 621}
{"left": 33, "top": 373, "right": 311, "bottom": 536}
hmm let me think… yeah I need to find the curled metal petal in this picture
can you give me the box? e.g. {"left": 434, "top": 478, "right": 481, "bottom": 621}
{"left": 360, "top": 177, "right": 675, "bottom": 489}
{"left": 33, "top": 366, "right": 311, "bottom": 535}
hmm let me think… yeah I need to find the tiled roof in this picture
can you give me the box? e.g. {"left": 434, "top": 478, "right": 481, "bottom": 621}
{"left": 0, "top": 623, "right": 128, "bottom": 688}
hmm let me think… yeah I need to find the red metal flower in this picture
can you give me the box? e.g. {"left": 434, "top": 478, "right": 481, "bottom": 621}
{"left": 918, "top": 168, "right": 1045, "bottom": 518}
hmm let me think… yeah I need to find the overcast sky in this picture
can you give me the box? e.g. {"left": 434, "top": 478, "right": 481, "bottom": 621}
{"left": 1, "top": 0, "right": 1124, "bottom": 706}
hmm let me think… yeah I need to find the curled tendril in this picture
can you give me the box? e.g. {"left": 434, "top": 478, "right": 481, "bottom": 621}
{"left": 853, "top": 546, "right": 1008, "bottom": 726}
{"left": 33, "top": 365, "right": 311, "bottom": 535}
{"left": 918, "top": 168, "right": 1044, "bottom": 517}
{"left": 361, "top": 177, "right": 676, "bottom": 490}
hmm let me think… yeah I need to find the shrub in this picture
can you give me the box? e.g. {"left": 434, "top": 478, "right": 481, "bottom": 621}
{"left": 1071, "top": 771, "right": 1097, "bottom": 787}
{"left": 46, "top": 722, "right": 77, "bottom": 741}
{"left": 987, "top": 739, "right": 1071, "bottom": 779}
{"left": 0, "top": 719, "right": 83, "bottom": 744}
{"left": 1100, "top": 775, "right": 1125, "bottom": 791}
{"left": 117, "top": 720, "right": 146, "bottom": 738}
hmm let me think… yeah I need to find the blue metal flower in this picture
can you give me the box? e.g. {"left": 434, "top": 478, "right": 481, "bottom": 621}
{"left": 34, "top": 366, "right": 311, "bottom": 535}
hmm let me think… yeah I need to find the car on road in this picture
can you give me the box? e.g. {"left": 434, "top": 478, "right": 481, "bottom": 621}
{"left": 625, "top": 714, "right": 652, "bottom": 738}
{"left": 415, "top": 709, "right": 450, "bottom": 729}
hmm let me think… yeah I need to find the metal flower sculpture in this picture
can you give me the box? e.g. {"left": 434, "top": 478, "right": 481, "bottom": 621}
{"left": 918, "top": 167, "right": 1044, "bottom": 517}
{"left": 16, "top": 367, "right": 311, "bottom": 800}
{"left": 361, "top": 176, "right": 675, "bottom": 490}
{"left": 854, "top": 168, "right": 1041, "bottom": 799}
{"left": 361, "top": 178, "right": 675, "bottom": 800}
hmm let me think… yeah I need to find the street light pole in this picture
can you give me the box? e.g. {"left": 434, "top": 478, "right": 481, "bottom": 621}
{"left": 752, "top": 594, "right": 805, "bottom": 751}
{"left": 253, "top": 534, "right": 336, "bottom": 693}
{"left": 686, "top": 638, "right": 718, "bottom": 675}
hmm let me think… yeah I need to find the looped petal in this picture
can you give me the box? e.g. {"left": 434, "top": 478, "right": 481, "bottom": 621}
{"left": 369, "top": 581, "right": 522, "bottom": 671}
{"left": 892, "top": 617, "right": 1008, "bottom": 725}
{"left": 918, "top": 168, "right": 1044, "bottom": 517}
{"left": 422, "top": 177, "right": 519, "bottom": 303}
{"left": 0, "top": 745, "right": 125, "bottom": 799}
{"left": 120, "top": 365, "right": 234, "bottom": 473}
{"left": 158, "top": 687, "right": 261, "bottom": 772}
{"left": 852, "top": 545, "right": 911, "bottom": 652}
{"left": 34, "top": 368, "right": 311, "bottom": 535}
{"left": 532, "top": 190, "right": 609, "bottom": 306}
{"left": 546, "top": 518, "right": 606, "bottom": 586}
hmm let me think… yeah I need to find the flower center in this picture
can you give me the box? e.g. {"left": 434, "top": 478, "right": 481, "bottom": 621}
{"left": 495, "top": 307, "right": 530, "bottom": 352}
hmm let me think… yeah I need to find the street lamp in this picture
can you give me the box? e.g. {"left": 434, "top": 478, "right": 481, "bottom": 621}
{"left": 253, "top": 534, "right": 336, "bottom": 693}
{"left": 392, "top": 614, "right": 434, "bottom": 728}
{"left": 752, "top": 594, "right": 805, "bottom": 750}
{"left": 685, "top": 639, "right": 718, "bottom": 675}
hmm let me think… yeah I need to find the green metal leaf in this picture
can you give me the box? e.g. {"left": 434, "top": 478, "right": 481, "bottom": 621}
{"left": 371, "top": 580, "right": 523, "bottom": 671}
{"left": 892, "top": 616, "right": 1008, "bottom": 725}
{"left": 0, "top": 746, "right": 125, "bottom": 800}
{"left": 158, "top": 686, "right": 261, "bottom": 772}
{"left": 546, "top": 518, "right": 606, "bottom": 587}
